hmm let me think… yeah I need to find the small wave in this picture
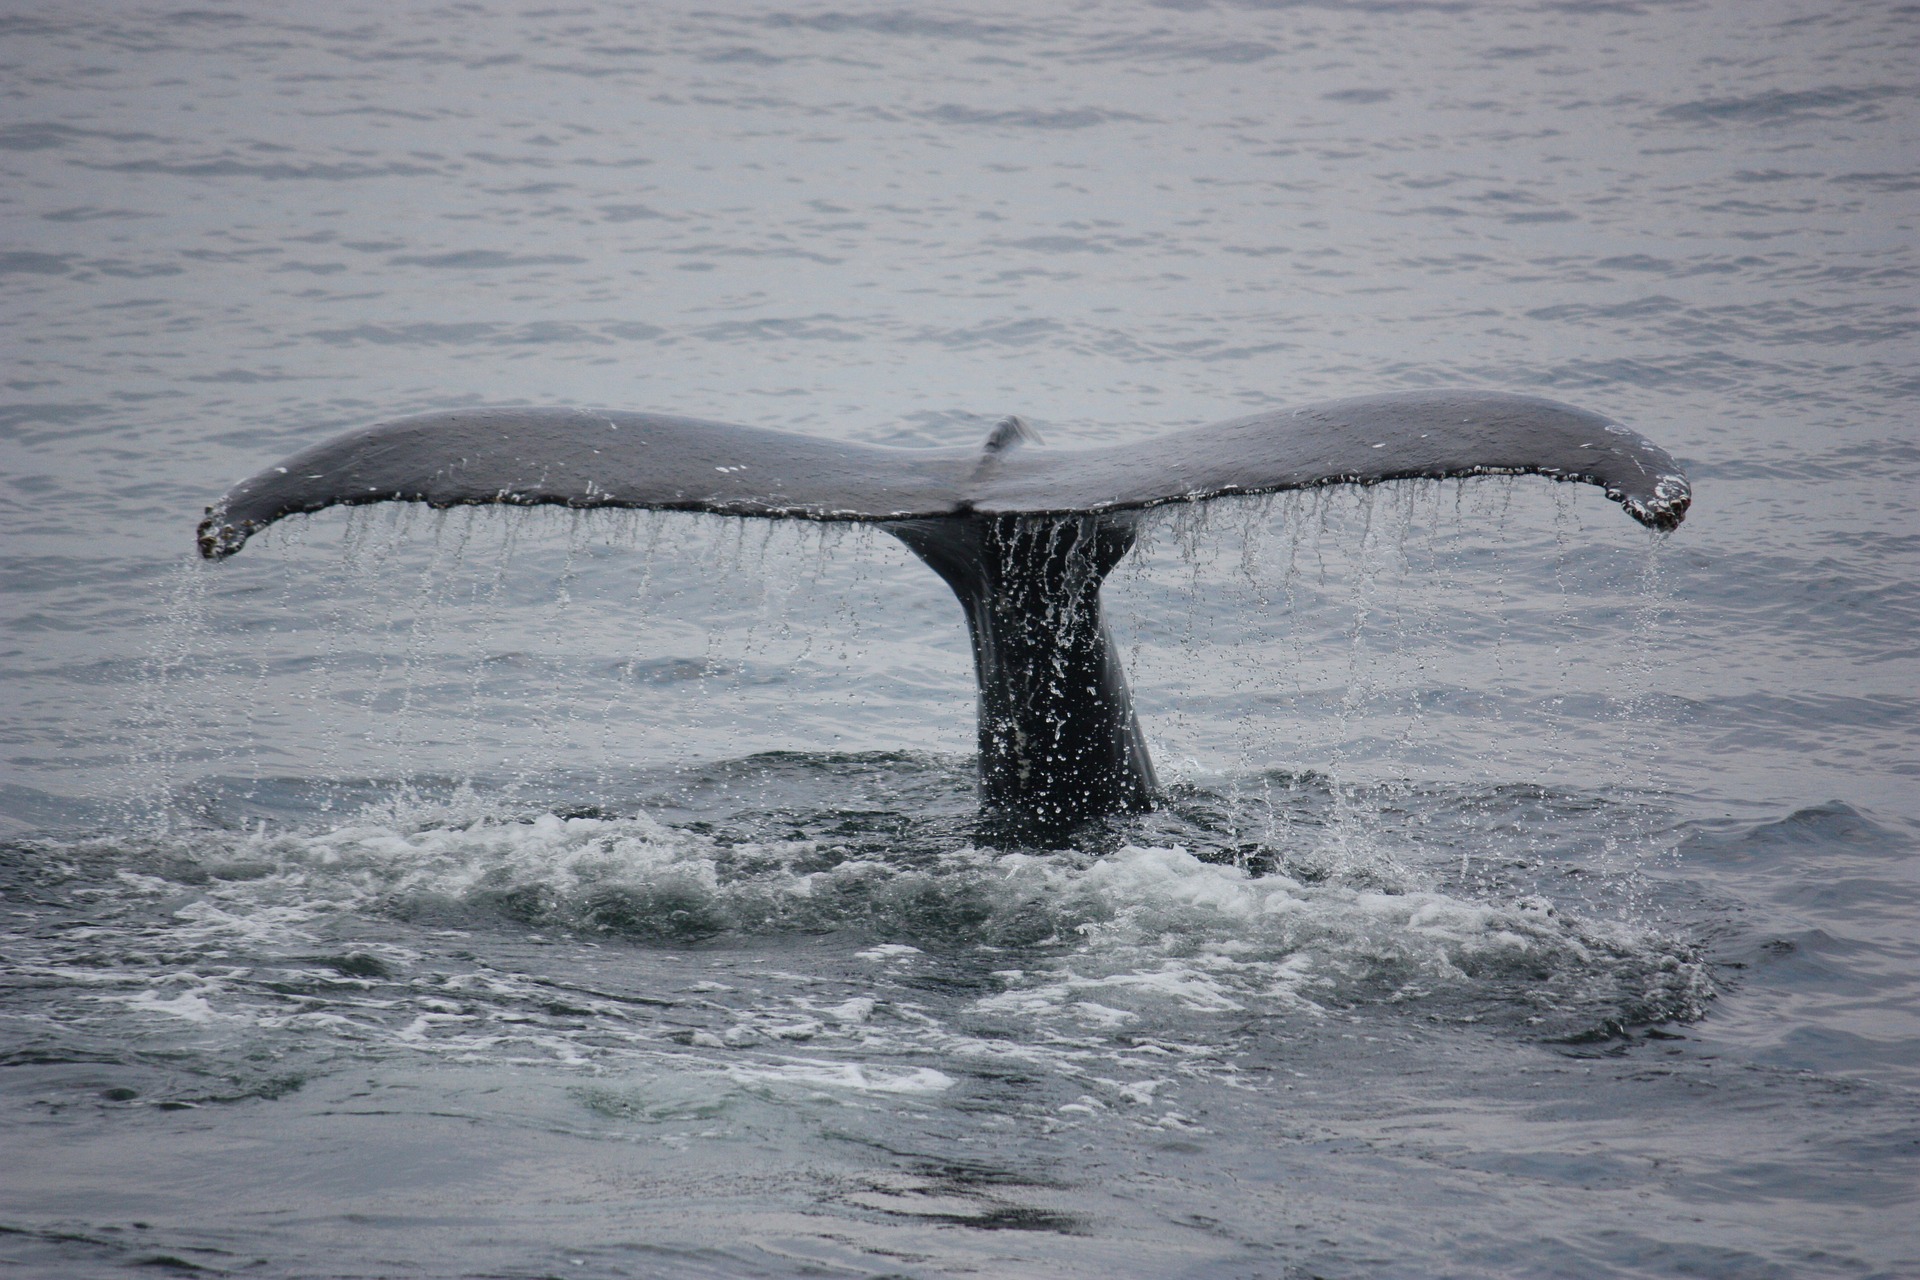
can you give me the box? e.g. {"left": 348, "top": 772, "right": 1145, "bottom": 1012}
{"left": 1661, "top": 84, "right": 1910, "bottom": 125}
{"left": 1683, "top": 800, "right": 1908, "bottom": 858}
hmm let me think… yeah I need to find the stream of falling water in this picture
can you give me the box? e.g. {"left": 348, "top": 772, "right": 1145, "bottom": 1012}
{"left": 127, "top": 470, "right": 1691, "bottom": 934}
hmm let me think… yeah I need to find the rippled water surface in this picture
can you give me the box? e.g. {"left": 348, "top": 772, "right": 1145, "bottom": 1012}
{"left": 4, "top": 2, "right": 1918, "bottom": 1276}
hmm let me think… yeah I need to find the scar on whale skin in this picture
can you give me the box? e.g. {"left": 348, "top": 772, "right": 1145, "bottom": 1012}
{"left": 197, "top": 390, "right": 1690, "bottom": 837}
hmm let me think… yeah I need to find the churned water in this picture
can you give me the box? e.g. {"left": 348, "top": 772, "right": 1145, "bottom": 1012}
{"left": 3, "top": 2, "right": 1918, "bottom": 1276}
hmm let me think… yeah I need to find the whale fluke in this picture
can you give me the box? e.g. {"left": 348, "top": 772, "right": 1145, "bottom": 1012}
{"left": 197, "top": 391, "right": 1690, "bottom": 834}
{"left": 197, "top": 391, "right": 1688, "bottom": 560}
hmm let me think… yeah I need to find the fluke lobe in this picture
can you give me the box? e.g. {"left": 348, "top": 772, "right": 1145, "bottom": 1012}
{"left": 198, "top": 391, "right": 1691, "bottom": 836}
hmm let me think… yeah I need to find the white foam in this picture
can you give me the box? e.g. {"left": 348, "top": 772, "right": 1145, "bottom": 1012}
{"left": 824, "top": 997, "right": 876, "bottom": 1024}
{"left": 729, "top": 1059, "right": 955, "bottom": 1095}
{"left": 856, "top": 943, "right": 923, "bottom": 960}
{"left": 116, "top": 987, "right": 221, "bottom": 1023}
{"left": 968, "top": 843, "right": 1673, "bottom": 1029}
{"left": 39, "top": 805, "right": 1703, "bottom": 1094}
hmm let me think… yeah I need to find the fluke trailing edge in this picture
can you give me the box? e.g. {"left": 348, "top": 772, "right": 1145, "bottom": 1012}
{"left": 198, "top": 391, "right": 1691, "bottom": 832}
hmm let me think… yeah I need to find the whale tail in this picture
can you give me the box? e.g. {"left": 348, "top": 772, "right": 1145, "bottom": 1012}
{"left": 196, "top": 392, "right": 1690, "bottom": 832}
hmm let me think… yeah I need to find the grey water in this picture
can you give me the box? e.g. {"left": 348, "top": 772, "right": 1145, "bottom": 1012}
{"left": 3, "top": 1, "right": 1918, "bottom": 1276}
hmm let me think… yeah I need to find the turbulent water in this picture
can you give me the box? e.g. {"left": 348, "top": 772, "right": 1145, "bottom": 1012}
{"left": 4, "top": 2, "right": 1918, "bottom": 1276}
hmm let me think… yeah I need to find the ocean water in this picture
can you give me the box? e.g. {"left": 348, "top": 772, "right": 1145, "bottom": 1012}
{"left": 3, "top": 2, "right": 1918, "bottom": 1276}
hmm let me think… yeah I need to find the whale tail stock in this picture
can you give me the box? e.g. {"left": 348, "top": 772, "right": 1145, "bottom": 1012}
{"left": 887, "top": 509, "right": 1156, "bottom": 831}
{"left": 197, "top": 391, "right": 1690, "bottom": 834}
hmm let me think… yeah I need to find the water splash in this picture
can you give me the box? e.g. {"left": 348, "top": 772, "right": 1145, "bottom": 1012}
{"left": 9, "top": 791, "right": 1714, "bottom": 1090}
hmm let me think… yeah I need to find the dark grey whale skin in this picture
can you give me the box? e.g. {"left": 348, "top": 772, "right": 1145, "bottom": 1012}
{"left": 887, "top": 509, "right": 1158, "bottom": 832}
{"left": 197, "top": 391, "right": 1691, "bottom": 834}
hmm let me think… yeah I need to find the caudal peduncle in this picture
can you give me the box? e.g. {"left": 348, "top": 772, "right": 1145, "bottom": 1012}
{"left": 885, "top": 511, "right": 1156, "bottom": 838}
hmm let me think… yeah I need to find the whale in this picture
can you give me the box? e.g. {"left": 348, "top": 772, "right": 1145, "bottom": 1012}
{"left": 197, "top": 390, "right": 1691, "bottom": 835}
